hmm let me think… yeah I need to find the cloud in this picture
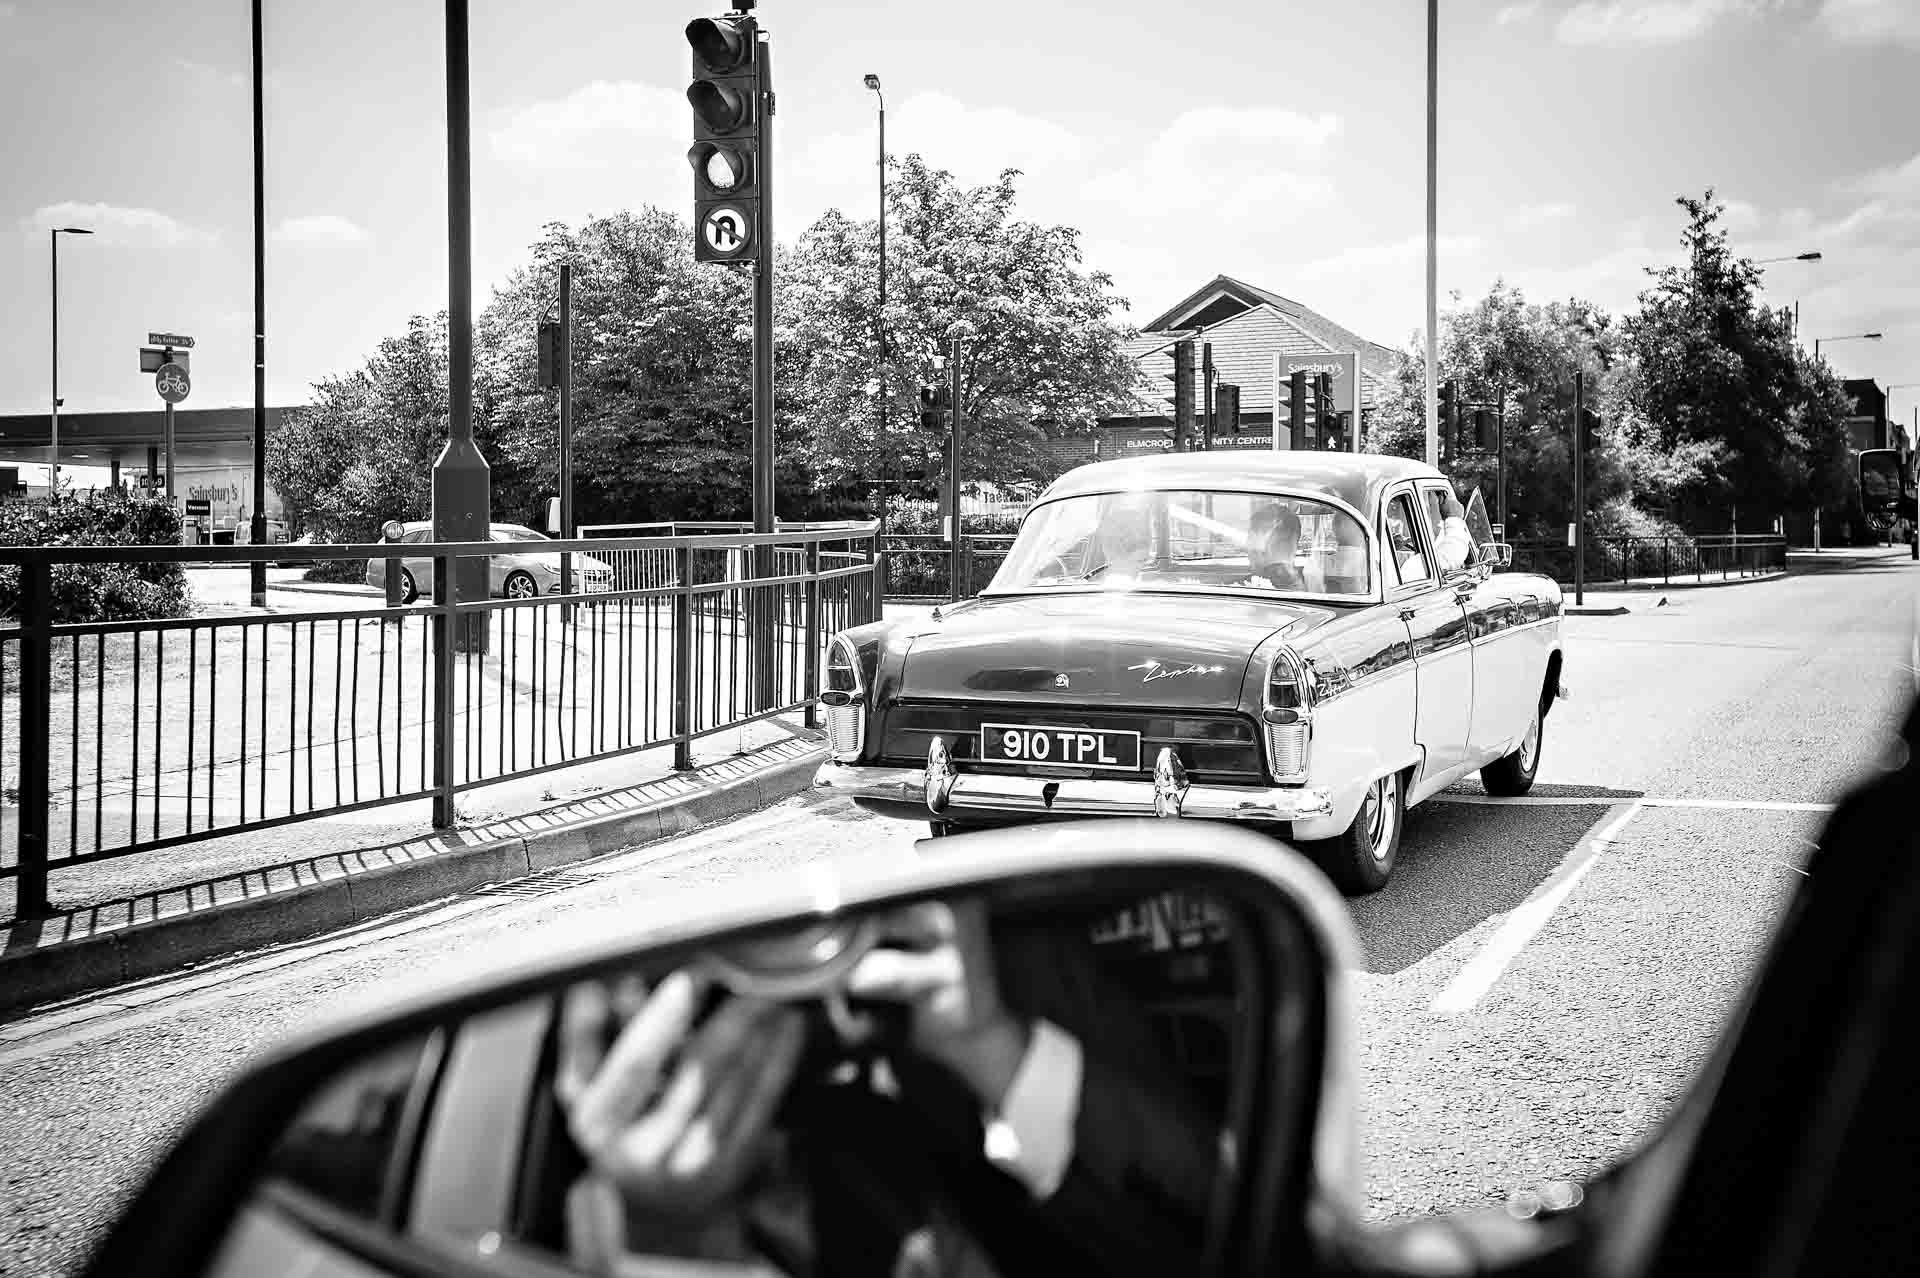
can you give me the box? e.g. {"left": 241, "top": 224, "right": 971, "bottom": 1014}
{"left": 800, "top": 92, "right": 1085, "bottom": 194}
{"left": 1818, "top": 0, "right": 1920, "bottom": 43}
{"left": 1085, "top": 106, "right": 1340, "bottom": 223}
{"left": 1294, "top": 233, "right": 1486, "bottom": 281}
{"left": 1495, "top": 1, "right": 1544, "bottom": 23}
{"left": 1553, "top": 0, "right": 1774, "bottom": 44}
{"left": 1502, "top": 201, "right": 1577, "bottom": 231}
{"left": 23, "top": 201, "right": 214, "bottom": 246}
{"left": 272, "top": 215, "right": 370, "bottom": 244}
{"left": 488, "top": 80, "right": 685, "bottom": 170}
{"left": 174, "top": 57, "right": 244, "bottom": 89}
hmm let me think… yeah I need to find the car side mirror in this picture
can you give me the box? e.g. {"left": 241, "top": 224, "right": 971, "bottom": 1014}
{"left": 1484, "top": 542, "right": 1514, "bottom": 569}
{"left": 80, "top": 823, "right": 1360, "bottom": 1278}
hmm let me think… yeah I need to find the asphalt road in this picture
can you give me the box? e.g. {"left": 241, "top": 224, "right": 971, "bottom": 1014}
{"left": 1, "top": 550, "right": 1913, "bottom": 1275}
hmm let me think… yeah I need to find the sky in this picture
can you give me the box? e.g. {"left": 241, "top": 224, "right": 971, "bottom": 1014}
{"left": 4, "top": 0, "right": 1919, "bottom": 480}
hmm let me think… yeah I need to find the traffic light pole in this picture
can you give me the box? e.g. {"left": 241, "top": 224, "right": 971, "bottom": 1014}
{"left": 947, "top": 338, "right": 963, "bottom": 602}
{"left": 750, "top": 35, "right": 777, "bottom": 710}
{"left": 1573, "top": 369, "right": 1585, "bottom": 607}
{"left": 434, "top": 0, "right": 491, "bottom": 654}
{"left": 559, "top": 261, "right": 574, "bottom": 627}
{"left": 1496, "top": 377, "right": 1507, "bottom": 532}
{"left": 1202, "top": 342, "right": 1215, "bottom": 452}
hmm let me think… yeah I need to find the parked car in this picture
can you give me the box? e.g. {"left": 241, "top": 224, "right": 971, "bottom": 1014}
{"left": 364, "top": 520, "right": 615, "bottom": 603}
{"left": 813, "top": 451, "right": 1566, "bottom": 892}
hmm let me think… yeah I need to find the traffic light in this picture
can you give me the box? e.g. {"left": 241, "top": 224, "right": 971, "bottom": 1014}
{"left": 1579, "top": 407, "right": 1602, "bottom": 455}
{"left": 1216, "top": 383, "right": 1241, "bottom": 434}
{"left": 1170, "top": 339, "right": 1196, "bottom": 451}
{"left": 919, "top": 385, "right": 950, "bottom": 431}
{"left": 1438, "top": 379, "right": 1458, "bottom": 457}
{"left": 1313, "top": 373, "right": 1334, "bottom": 450}
{"left": 1289, "top": 371, "right": 1308, "bottom": 449}
{"left": 536, "top": 321, "right": 561, "bottom": 390}
{"left": 1471, "top": 408, "right": 1496, "bottom": 454}
{"left": 686, "top": 12, "right": 761, "bottom": 264}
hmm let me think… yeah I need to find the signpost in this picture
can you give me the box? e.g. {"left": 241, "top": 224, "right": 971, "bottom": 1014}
{"left": 1273, "top": 351, "right": 1360, "bottom": 452}
{"left": 142, "top": 334, "right": 193, "bottom": 502}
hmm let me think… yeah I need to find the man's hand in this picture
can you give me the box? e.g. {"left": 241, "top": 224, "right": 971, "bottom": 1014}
{"left": 846, "top": 899, "right": 1032, "bottom": 1110}
{"left": 556, "top": 970, "right": 806, "bottom": 1218}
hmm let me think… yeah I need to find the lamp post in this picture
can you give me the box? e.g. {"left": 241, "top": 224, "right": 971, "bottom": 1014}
{"left": 1423, "top": 0, "right": 1438, "bottom": 468}
{"left": 1755, "top": 251, "right": 1820, "bottom": 338}
{"left": 1812, "top": 332, "right": 1884, "bottom": 552}
{"left": 49, "top": 226, "right": 93, "bottom": 490}
{"left": 250, "top": 0, "right": 268, "bottom": 607}
{"left": 864, "top": 73, "right": 886, "bottom": 513}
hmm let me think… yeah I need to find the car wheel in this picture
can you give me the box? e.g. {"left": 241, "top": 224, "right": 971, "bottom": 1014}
{"left": 396, "top": 568, "right": 419, "bottom": 605}
{"left": 1482, "top": 700, "right": 1544, "bottom": 796}
{"left": 504, "top": 570, "right": 539, "bottom": 600}
{"left": 1308, "top": 770, "right": 1403, "bottom": 895}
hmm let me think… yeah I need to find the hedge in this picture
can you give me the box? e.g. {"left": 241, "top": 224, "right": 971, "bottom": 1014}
{"left": 0, "top": 489, "right": 191, "bottom": 623}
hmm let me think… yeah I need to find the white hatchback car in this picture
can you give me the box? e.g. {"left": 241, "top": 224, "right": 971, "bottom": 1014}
{"left": 364, "top": 521, "right": 615, "bottom": 603}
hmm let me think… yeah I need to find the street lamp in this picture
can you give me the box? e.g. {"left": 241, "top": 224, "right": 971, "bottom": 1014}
{"left": 49, "top": 226, "right": 93, "bottom": 489}
{"left": 1815, "top": 332, "right": 1882, "bottom": 358}
{"left": 864, "top": 73, "right": 886, "bottom": 508}
{"left": 1755, "top": 251, "right": 1821, "bottom": 336}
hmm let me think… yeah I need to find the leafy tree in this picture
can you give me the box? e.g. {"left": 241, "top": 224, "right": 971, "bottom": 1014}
{"left": 1624, "top": 190, "right": 1848, "bottom": 531}
{"left": 781, "top": 156, "right": 1138, "bottom": 491}
{"left": 1368, "top": 284, "right": 1633, "bottom": 537}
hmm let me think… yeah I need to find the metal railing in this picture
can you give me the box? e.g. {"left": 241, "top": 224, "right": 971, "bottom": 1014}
{"left": 0, "top": 525, "right": 882, "bottom": 917}
{"left": 881, "top": 534, "right": 1018, "bottom": 601}
{"left": 1503, "top": 533, "right": 1787, "bottom": 587}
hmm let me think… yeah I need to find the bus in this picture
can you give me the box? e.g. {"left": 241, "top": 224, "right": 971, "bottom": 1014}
{"left": 1857, "top": 448, "right": 1918, "bottom": 559}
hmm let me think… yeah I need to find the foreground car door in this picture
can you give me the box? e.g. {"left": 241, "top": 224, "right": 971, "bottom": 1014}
{"left": 1415, "top": 481, "right": 1538, "bottom": 763}
{"left": 1382, "top": 488, "right": 1474, "bottom": 793}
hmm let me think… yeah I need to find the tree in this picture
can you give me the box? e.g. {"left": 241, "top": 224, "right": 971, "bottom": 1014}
{"left": 781, "top": 155, "right": 1138, "bottom": 491}
{"left": 1624, "top": 190, "right": 1832, "bottom": 531}
{"left": 1368, "top": 284, "right": 1633, "bottom": 537}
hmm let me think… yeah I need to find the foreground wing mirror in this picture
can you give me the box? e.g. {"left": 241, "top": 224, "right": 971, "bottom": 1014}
{"left": 81, "top": 823, "right": 1360, "bottom": 1278}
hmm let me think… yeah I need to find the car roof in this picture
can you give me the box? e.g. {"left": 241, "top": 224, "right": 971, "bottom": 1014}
{"left": 1037, "top": 450, "right": 1444, "bottom": 518}
{"left": 393, "top": 520, "right": 535, "bottom": 533}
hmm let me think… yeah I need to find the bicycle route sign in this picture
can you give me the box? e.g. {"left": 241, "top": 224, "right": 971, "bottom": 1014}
{"left": 155, "top": 362, "right": 191, "bottom": 403}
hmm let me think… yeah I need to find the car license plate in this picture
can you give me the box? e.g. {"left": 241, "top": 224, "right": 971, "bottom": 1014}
{"left": 583, "top": 579, "right": 610, "bottom": 594}
{"left": 980, "top": 722, "right": 1141, "bottom": 771}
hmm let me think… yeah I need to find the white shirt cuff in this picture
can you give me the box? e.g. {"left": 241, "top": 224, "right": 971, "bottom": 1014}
{"left": 981, "top": 1019, "right": 1083, "bottom": 1201}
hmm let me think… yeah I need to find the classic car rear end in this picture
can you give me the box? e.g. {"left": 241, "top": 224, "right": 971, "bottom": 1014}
{"left": 816, "top": 452, "right": 1565, "bottom": 893}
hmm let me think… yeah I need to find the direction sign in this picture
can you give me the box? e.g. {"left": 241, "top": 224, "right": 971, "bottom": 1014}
{"left": 140, "top": 347, "right": 189, "bottom": 374}
{"left": 148, "top": 332, "right": 195, "bottom": 349}
{"left": 700, "top": 205, "right": 752, "bottom": 258}
{"left": 155, "top": 362, "right": 191, "bottom": 403}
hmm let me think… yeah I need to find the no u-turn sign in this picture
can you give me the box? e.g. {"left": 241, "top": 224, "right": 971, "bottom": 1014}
{"left": 700, "top": 204, "right": 752, "bottom": 260}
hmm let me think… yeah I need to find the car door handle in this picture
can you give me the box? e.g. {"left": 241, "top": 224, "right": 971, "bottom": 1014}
{"left": 1453, "top": 587, "right": 1475, "bottom": 605}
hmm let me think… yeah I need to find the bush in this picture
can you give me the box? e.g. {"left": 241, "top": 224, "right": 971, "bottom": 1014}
{"left": 0, "top": 489, "right": 192, "bottom": 623}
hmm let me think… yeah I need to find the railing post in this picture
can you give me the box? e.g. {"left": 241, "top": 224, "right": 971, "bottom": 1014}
{"left": 1662, "top": 536, "right": 1671, "bottom": 586}
{"left": 15, "top": 560, "right": 53, "bottom": 918}
{"left": 869, "top": 527, "right": 885, "bottom": 622}
{"left": 803, "top": 540, "right": 821, "bottom": 730}
{"left": 672, "top": 544, "right": 694, "bottom": 772}
{"left": 432, "top": 551, "right": 457, "bottom": 828}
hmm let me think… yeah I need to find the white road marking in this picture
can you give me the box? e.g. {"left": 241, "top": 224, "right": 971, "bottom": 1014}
{"left": 1432, "top": 795, "right": 1835, "bottom": 813}
{"left": 1429, "top": 801, "right": 1645, "bottom": 1016}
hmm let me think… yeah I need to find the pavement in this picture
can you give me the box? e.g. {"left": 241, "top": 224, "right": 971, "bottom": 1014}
{"left": 0, "top": 548, "right": 1908, "bottom": 1275}
{"left": 0, "top": 715, "right": 829, "bottom": 1017}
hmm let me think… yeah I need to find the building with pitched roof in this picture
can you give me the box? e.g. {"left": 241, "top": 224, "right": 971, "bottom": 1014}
{"left": 1033, "top": 275, "right": 1407, "bottom": 477}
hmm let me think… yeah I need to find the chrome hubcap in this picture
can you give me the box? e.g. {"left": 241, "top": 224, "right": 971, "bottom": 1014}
{"left": 1366, "top": 776, "right": 1396, "bottom": 862}
{"left": 1520, "top": 709, "right": 1541, "bottom": 771}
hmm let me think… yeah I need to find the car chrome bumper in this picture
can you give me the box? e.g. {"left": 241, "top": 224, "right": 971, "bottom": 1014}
{"left": 813, "top": 745, "right": 1335, "bottom": 826}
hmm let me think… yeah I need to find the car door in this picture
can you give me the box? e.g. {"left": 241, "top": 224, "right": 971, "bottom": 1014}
{"left": 1417, "top": 481, "right": 1533, "bottom": 763}
{"left": 1383, "top": 487, "right": 1474, "bottom": 792}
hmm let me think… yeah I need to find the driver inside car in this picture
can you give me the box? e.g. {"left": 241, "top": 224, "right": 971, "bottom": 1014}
{"left": 553, "top": 897, "right": 1219, "bottom": 1278}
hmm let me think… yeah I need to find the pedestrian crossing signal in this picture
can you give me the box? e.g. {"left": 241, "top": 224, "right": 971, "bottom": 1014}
{"left": 919, "top": 384, "right": 950, "bottom": 430}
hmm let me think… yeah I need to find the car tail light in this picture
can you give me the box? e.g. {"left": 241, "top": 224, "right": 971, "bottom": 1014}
{"left": 819, "top": 636, "right": 865, "bottom": 761}
{"left": 1263, "top": 648, "right": 1312, "bottom": 783}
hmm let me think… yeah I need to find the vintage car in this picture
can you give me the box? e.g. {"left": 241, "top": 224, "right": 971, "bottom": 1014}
{"left": 813, "top": 451, "right": 1567, "bottom": 892}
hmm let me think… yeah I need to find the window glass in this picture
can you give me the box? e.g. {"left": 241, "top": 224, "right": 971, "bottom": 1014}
{"left": 1385, "top": 494, "right": 1432, "bottom": 586}
{"left": 263, "top": 1031, "right": 433, "bottom": 1217}
{"left": 402, "top": 529, "right": 432, "bottom": 545}
{"left": 491, "top": 525, "right": 547, "bottom": 543}
{"left": 990, "top": 490, "right": 1371, "bottom": 596}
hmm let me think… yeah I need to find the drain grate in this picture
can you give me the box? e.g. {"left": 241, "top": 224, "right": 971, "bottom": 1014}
{"left": 473, "top": 867, "right": 600, "bottom": 900}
